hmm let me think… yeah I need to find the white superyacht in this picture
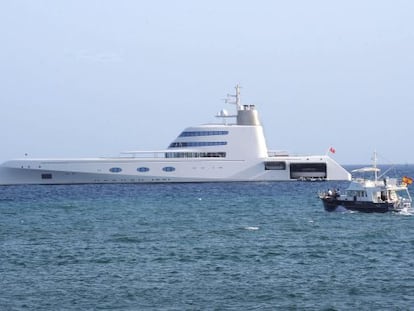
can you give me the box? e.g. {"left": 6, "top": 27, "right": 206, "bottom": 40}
{"left": 0, "top": 85, "right": 351, "bottom": 185}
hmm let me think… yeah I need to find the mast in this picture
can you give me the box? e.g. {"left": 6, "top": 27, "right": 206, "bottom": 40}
{"left": 225, "top": 84, "right": 242, "bottom": 111}
{"left": 235, "top": 84, "right": 241, "bottom": 110}
{"left": 372, "top": 151, "right": 378, "bottom": 181}
{"left": 218, "top": 84, "right": 261, "bottom": 125}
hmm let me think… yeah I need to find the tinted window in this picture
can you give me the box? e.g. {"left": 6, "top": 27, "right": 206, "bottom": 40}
{"left": 109, "top": 167, "right": 122, "bottom": 173}
{"left": 169, "top": 141, "right": 227, "bottom": 148}
{"left": 179, "top": 131, "right": 229, "bottom": 137}
{"left": 264, "top": 161, "right": 286, "bottom": 170}
{"left": 162, "top": 167, "right": 176, "bottom": 172}
{"left": 137, "top": 167, "right": 150, "bottom": 172}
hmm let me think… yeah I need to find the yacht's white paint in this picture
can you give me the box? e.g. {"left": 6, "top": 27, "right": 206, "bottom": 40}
{"left": 0, "top": 86, "right": 351, "bottom": 185}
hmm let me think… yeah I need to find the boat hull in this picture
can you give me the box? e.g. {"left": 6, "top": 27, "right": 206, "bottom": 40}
{"left": 0, "top": 155, "right": 350, "bottom": 185}
{"left": 0, "top": 86, "right": 352, "bottom": 186}
{"left": 321, "top": 197, "right": 395, "bottom": 213}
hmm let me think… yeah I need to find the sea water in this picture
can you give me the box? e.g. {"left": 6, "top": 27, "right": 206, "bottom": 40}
{"left": 1, "top": 167, "right": 414, "bottom": 310}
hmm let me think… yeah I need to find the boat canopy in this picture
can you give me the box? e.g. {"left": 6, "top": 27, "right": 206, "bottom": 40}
{"left": 351, "top": 167, "right": 380, "bottom": 173}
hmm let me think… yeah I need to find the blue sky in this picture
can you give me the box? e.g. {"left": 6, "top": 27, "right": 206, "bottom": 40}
{"left": 1, "top": 0, "right": 413, "bottom": 164}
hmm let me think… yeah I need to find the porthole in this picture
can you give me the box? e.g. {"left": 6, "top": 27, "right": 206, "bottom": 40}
{"left": 109, "top": 167, "right": 122, "bottom": 173}
{"left": 137, "top": 167, "right": 150, "bottom": 172}
{"left": 162, "top": 166, "right": 176, "bottom": 172}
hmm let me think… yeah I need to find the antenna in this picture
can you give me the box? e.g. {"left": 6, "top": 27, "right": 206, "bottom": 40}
{"left": 224, "top": 84, "right": 242, "bottom": 110}
{"left": 372, "top": 151, "right": 378, "bottom": 181}
{"left": 235, "top": 84, "right": 241, "bottom": 109}
{"left": 216, "top": 84, "right": 241, "bottom": 122}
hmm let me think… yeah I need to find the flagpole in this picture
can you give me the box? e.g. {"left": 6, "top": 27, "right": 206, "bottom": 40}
{"left": 326, "top": 147, "right": 335, "bottom": 156}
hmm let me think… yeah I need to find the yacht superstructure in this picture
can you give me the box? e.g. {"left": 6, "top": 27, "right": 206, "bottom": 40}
{"left": 0, "top": 85, "right": 351, "bottom": 185}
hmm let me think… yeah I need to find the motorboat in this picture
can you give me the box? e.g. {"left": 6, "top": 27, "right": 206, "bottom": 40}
{"left": 319, "top": 153, "right": 412, "bottom": 213}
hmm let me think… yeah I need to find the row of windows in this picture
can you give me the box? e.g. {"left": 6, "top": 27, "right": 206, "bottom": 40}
{"left": 346, "top": 190, "right": 367, "bottom": 197}
{"left": 165, "top": 152, "right": 226, "bottom": 158}
{"left": 169, "top": 141, "right": 227, "bottom": 148}
{"left": 179, "top": 130, "right": 229, "bottom": 137}
{"left": 110, "top": 167, "right": 176, "bottom": 173}
{"left": 264, "top": 162, "right": 328, "bottom": 175}
{"left": 184, "top": 161, "right": 321, "bottom": 172}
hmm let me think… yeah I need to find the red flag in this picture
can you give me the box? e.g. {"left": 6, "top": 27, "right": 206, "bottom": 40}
{"left": 329, "top": 147, "right": 336, "bottom": 154}
{"left": 403, "top": 176, "right": 413, "bottom": 185}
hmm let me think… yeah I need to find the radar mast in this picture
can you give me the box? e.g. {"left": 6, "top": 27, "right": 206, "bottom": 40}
{"left": 216, "top": 84, "right": 241, "bottom": 122}
{"left": 225, "top": 84, "right": 242, "bottom": 111}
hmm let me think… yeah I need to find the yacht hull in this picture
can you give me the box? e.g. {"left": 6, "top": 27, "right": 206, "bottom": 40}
{"left": 0, "top": 155, "right": 350, "bottom": 185}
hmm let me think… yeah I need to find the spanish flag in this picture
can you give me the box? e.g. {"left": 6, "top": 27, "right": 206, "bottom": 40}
{"left": 402, "top": 176, "right": 413, "bottom": 185}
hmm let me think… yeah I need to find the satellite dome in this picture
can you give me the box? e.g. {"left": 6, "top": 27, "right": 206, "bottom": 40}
{"left": 219, "top": 109, "right": 228, "bottom": 117}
